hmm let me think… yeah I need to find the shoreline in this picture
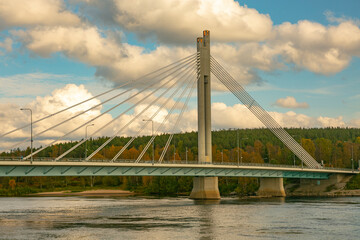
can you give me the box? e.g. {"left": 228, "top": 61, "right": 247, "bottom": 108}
{"left": 28, "top": 189, "right": 136, "bottom": 197}
{"left": 286, "top": 189, "right": 360, "bottom": 197}
{"left": 25, "top": 188, "right": 360, "bottom": 198}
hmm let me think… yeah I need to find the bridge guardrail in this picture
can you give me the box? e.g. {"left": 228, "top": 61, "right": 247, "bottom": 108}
{"left": 0, "top": 157, "right": 357, "bottom": 172}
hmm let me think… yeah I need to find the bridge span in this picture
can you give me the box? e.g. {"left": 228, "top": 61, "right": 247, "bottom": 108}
{"left": 0, "top": 159, "right": 357, "bottom": 178}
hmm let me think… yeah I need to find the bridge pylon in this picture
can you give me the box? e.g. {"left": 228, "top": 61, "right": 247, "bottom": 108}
{"left": 190, "top": 30, "right": 220, "bottom": 200}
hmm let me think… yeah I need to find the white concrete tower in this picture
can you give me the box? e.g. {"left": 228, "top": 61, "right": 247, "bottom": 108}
{"left": 197, "top": 30, "right": 211, "bottom": 163}
{"left": 190, "top": 30, "right": 220, "bottom": 200}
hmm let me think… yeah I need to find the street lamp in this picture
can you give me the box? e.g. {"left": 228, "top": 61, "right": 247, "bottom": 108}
{"left": 237, "top": 130, "right": 239, "bottom": 166}
{"left": 351, "top": 144, "right": 354, "bottom": 172}
{"left": 185, "top": 147, "right": 188, "bottom": 164}
{"left": 85, "top": 124, "right": 94, "bottom": 160}
{"left": 173, "top": 135, "right": 176, "bottom": 162}
{"left": 221, "top": 150, "right": 224, "bottom": 164}
{"left": 143, "top": 119, "right": 154, "bottom": 165}
{"left": 20, "top": 108, "right": 33, "bottom": 164}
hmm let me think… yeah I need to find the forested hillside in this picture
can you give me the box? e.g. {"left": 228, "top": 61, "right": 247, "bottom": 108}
{"left": 3, "top": 127, "right": 360, "bottom": 168}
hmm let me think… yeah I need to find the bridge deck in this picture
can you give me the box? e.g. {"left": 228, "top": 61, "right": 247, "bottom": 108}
{"left": 0, "top": 160, "right": 357, "bottom": 178}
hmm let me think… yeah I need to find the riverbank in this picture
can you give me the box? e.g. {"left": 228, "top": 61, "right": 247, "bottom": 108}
{"left": 287, "top": 189, "right": 360, "bottom": 197}
{"left": 28, "top": 189, "right": 135, "bottom": 197}
{"left": 26, "top": 188, "right": 360, "bottom": 198}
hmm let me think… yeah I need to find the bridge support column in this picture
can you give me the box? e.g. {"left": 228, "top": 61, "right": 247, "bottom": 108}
{"left": 257, "top": 177, "right": 286, "bottom": 197}
{"left": 190, "top": 177, "right": 221, "bottom": 200}
{"left": 190, "top": 30, "right": 220, "bottom": 200}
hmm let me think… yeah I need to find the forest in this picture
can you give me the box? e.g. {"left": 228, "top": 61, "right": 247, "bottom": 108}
{"left": 0, "top": 127, "right": 359, "bottom": 196}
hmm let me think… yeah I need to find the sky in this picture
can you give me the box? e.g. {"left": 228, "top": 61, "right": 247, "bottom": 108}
{"left": 0, "top": 0, "right": 359, "bottom": 151}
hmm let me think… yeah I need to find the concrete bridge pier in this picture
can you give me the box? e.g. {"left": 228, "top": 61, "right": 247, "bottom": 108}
{"left": 257, "top": 177, "right": 286, "bottom": 197}
{"left": 190, "top": 30, "right": 220, "bottom": 200}
{"left": 190, "top": 177, "right": 221, "bottom": 199}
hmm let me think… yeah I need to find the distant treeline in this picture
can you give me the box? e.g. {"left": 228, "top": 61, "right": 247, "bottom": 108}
{"left": 3, "top": 127, "right": 360, "bottom": 168}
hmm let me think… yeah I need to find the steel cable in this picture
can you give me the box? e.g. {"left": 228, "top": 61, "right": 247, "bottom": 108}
{"left": 210, "top": 56, "right": 321, "bottom": 168}
{"left": 23, "top": 56, "right": 196, "bottom": 160}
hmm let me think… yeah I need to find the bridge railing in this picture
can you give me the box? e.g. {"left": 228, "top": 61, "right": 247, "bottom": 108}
{"left": 0, "top": 157, "right": 357, "bottom": 172}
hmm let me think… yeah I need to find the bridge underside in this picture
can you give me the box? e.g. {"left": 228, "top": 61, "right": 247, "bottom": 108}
{"left": 0, "top": 162, "right": 339, "bottom": 179}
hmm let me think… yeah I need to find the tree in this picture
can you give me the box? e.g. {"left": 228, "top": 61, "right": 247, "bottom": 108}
{"left": 301, "top": 138, "right": 316, "bottom": 158}
{"left": 315, "top": 138, "right": 332, "bottom": 166}
{"left": 9, "top": 179, "right": 16, "bottom": 190}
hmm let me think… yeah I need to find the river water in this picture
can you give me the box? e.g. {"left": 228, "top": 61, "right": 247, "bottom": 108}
{"left": 0, "top": 196, "right": 358, "bottom": 240}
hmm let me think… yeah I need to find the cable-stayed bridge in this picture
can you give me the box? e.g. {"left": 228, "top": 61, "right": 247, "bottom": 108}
{"left": 0, "top": 30, "right": 357, "bottom": 198}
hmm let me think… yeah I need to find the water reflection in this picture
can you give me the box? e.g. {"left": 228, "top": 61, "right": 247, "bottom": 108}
{"left": 193, "top": 199, "right": 221, "bottom": 205}
{"left": 0, "top": 197, "right": 358, "bottom": 240}
{"left": 194, "top": 202, "right": 217, "bottom": 240}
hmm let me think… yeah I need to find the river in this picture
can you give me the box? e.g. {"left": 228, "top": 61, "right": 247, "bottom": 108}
{"left": 0, "top": 196, "right": 358, "bottom": 239}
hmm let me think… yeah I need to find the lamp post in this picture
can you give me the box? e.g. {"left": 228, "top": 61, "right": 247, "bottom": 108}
{"left": 85, "top": 124, "right": 94, "bottom": 160}
{"left": 240, "top": 137, "right": 248, "bottom": 164}
{"left": 143, "top": 119, "right": 154, "bottom": 165}
{"left": 237, "top": 129, "right": 239, "bottom": 166}
{"left": 20, "top": 108, "right": 33, "bottom": 164}
{"left": 350, "top": 143, "right": 354, "bottom": 172}
{"left": 185, "top": 147, "right": 188, "bottom": 164}
{"left": 174, "top": 135, "right": 176, "bottom": 163}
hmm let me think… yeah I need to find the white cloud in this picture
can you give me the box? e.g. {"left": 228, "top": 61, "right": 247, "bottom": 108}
{"left": 110, "top": 0, "right": 273, "bottom": 44}
{"left": 6, "top": 1, "right": 360, "bottom": 87}
{"left": 12, "top": 26, "right": 195, "bottom": 85}
{"left": 0, "top": 84, "right": 354, "bottom": 152}
{"left": 316, "top": 116, "right": 346, "bottom": 128}
{"left": 0, "top": 0, "right": 81, "bottom": 29}
{"left": 210, "top": 19, "right": 360, "bottom": 76}
{"left": 74, "top": 0, "right": 360, "bottom": 76}
{"left": 271, "top": 20, "right": 360, "bottom": 74}
{"left": 325, "top": 11, "right": 360, "bottom": 26}
{"left": 178, "top": 102, "right": 347, "bottom": 131}
{"left": 0, "top": 84, "right": 113, "bottom": 150}
{"left": 349, "top": 118, "right": 360, "bottom": 128}
{"left": 2, "top": 0, "right": 360, "bottom": 96}
{"left": 274, "top": 96, "right": 309, "bottom": 109}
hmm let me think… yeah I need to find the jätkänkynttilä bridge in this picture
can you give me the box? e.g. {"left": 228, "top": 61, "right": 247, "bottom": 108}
{"left": 0, "top": 31, "right": 358, "bottom": 199}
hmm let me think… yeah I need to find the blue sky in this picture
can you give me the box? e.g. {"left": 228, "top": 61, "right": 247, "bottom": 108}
{"left": 0, "top": 0, "right": 359, "bottom": 149}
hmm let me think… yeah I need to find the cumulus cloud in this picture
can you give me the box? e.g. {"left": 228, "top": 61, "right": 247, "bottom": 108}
{"left": 4, "top": 0, "right": 359, "bottom": 87}
{"left": 12, "top": 26, "right": 196, "bottom": 85}
{"left": 179, "top": 102, "right": 347, "bottom": 131}
{"left": 349, "top": 118, "right": 360, "bottom": 128}
{"left": 210, "top": 19, "right": 360, "bottom": 76}
{"left": 325, "top": 10, "right": 360, "bottom": 26}
{"left": 271, "top": 20, "right": 360, "bottom": 74}
{"left": 1, "top": 0, "right": 360, "bottom": 129}
{"left": 0, "top": 84, "right": 353, "bottom": 152}
{"left": 274, "top": 96, "right": 309, "bottom": 109}
{"left": 0, "top": 84, "right": 191, "bottom": 151}
{"left": 0, "top": 84, "right": 112, "bottom": 150}
{"left": 0, "top": 0, "right": 81, "bottom": 29}
{"left": 84, "top": 0, "right": 273, "bottom": 44}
